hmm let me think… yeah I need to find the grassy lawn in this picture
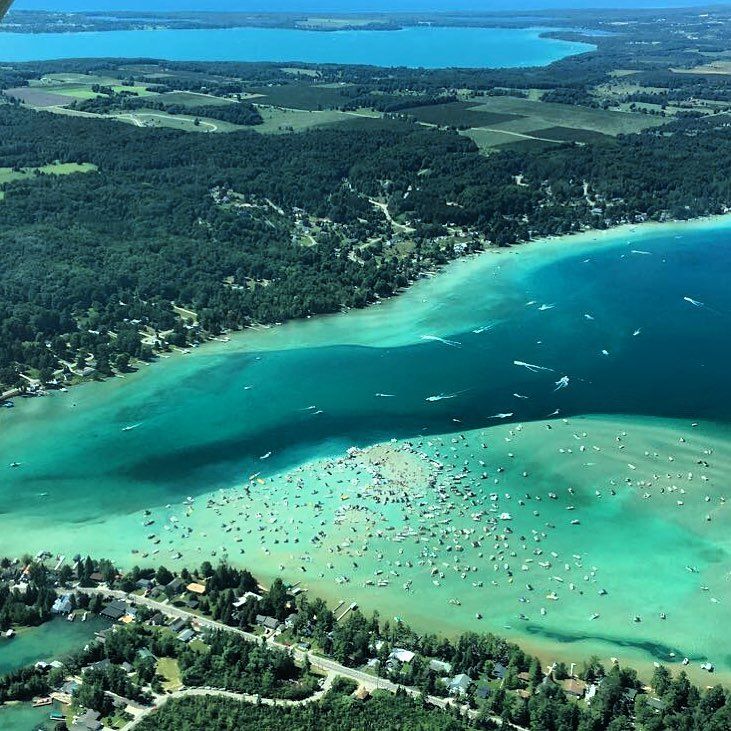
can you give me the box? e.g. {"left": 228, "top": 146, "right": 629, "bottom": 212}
{"left": 254, "top": 106, "right": 353, "bottom": 134}
{"left": 156, "top": 657, "right": 183, "bottom": 692}
{"left": 188, "top": 638, "right": 209, "bottom": 654}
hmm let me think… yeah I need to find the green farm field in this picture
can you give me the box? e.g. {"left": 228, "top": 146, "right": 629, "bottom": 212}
{"left": 469, "top": 96, "right": 667, "bottom": 135}
{"left": 406, "top": 100, "right": 521, "bottom": 127}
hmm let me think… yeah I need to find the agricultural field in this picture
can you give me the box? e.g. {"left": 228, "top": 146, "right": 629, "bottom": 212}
{"left": 152, "top": 90, "right": 237, "bottom": 107}
{"left": 253, "top": 105, "right": 355, "bottom": 134}
{"left": 6, "top": 73, "right": 158, "bottom": 108}
{"left": 527, "top": 126, "right": 615, "bottom": 144}
{"left": 405, "top": 100, "right": 522, "bottom": 128}
{"left": 671, "top": 60, "right": 731, "bottom": 75}
{"left": 245, "top": 83, "right": 355, "bottom": 110}
{"left": 468, "top": 96, "right": 666, "bottom": 136}
{"left": 3, "top": 87, "right": 71, "bottom": 107}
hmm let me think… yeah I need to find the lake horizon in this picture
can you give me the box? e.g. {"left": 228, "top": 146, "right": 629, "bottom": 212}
{"left": 0, "top": 25, "right": 595, "bottom": 67}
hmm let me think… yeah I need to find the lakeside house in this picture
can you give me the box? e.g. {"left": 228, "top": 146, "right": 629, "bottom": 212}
{"left": 232, "top": 591, "right": 262, "bottom": 608}
{"left": 389, "top": 648, "right": 415, "bottom": 664}
{"left": 52, "top": 594, "right": 73, "bottom": 614}
{"left": 428, "top": 659, "right": 452, "bottom": 674}
{"left": 71, "top": 708, "right": 102, "bottom": 731}
{"left": 255, "top": 614, "right": 281, "bottom": 632}
{"left": 166, "top": 576, "right": 185, "bottom": 593}
{"left": 100, "top": 599, "right": 129, "bottom": 621}
{"left": 447, "top": 673, "right": 473, "bottom": 696}
{"left": 560, "top": 678, "right": 588, "bottom": 699}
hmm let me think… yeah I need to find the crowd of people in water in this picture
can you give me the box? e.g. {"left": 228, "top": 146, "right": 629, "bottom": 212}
{"left": 129, "top": 411, "right": 726, "bottom": 674}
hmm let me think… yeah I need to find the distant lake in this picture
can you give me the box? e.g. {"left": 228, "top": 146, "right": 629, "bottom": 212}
{"left": 0, "top": 26, "right": 594, "bottom": 67}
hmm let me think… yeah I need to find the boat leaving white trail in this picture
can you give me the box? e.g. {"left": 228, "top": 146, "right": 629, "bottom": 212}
{"left": 421, "top": 334, "right": 462, "bottom": 347}
{"left": 514, "top": 360, "right": 554, "bottom": 373}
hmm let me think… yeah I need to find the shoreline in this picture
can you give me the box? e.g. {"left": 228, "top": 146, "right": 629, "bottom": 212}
{"left": 4, "top": 211, "right": 730, "bottom": 413}
{"left": 3, "top": 412, "right": 729, "bottom": 686}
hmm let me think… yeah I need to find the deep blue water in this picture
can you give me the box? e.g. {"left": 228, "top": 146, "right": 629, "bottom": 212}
{"left": 11, "top": 2, "right": 721, "bottom": 11}
{"left": 0, "top": 24, "right": 594, "bottom": 67}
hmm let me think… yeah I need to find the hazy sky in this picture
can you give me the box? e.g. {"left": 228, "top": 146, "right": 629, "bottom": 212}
{"left": 12, "top": 1, "right": 727, "bottom": 11}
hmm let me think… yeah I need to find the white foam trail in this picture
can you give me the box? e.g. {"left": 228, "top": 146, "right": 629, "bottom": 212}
{"left": 375, "top": 393, "right": 396, "bottom": 398}
{"left": 683, "top": 296, "right": 704, "bottom": 307}
{"left": 547, "top": 408, "right": 560, "bottom": 416}
{"left": 631, "top": 249, "right": 652, "bottom": 255}
{"left": 472, "top": 321, "right": 500, "bottom": 334}
{"left": 513, "top": 393, "right": 529, "bottom": 399}
{"left": 514, "top": 360, "right": 554, "bottom": 373}
{"left": 260, "top": 452, "right": 272, "bottom": 460}
{"left": 425, "top": 393, "right": 459, "bottom": 402}
{"left": 538, "top": 303, "right": 555, "bottom": 311}
{"left": 633, "top": 329, "right": 641, "bottom": 336}
{"left": 421, "top": 334, "right": 462, "bottom": 347}
{"left": 554, "top": 376, "right": 570, "bottom": 391}
{"left": 488, "top": 412, "right": 514, "bottom": 419}
{"left": 584, "top": 314, "right": 594, "bottom": 320}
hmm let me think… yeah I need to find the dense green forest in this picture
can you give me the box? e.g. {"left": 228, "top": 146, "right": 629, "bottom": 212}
{"left": 136, "top": 689, "right": 475, "bottom": 731}
{"left": 0, "top": 558, "right": 56, "bottom": 629}
{"left": 68, "top": 91, "right": 264, "bottom": 125}
{"left": 0, "top": 98, "right": 729, "bottom": 392}
{"left": 134, "top": 678, "right": 731, "bottom": 731}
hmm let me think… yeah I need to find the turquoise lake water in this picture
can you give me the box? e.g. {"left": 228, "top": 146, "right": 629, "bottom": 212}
{"left": 0, "top": 25, "right": 594, "bottom": 66}
{"left": 0, "top": 219, "right": 729, "bottom": 678}
{"left": 0, "top": 616, "right": 108, "bottom": 676}
{"left": 0, "top": 702, "right": 55, "bottom": 731}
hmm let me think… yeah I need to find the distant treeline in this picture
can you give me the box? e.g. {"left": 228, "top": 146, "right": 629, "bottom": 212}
{"left": 69, "top": 92, "right": 264, "bottom": 126}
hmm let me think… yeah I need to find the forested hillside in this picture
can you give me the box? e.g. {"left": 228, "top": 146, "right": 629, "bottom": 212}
{"left": 0, "top": 98, "right": 729, "bottom": 392}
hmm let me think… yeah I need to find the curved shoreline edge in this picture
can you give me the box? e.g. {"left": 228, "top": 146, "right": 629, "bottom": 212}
{"left": 3, "top": 211, "right": 730, "bottom": 414}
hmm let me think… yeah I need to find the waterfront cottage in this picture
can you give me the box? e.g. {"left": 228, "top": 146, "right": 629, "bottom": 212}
{"left": 428, "top": 659, "right": 453, "bottom": 674}
{"left": 560, "top": 678, "right": 588, "bottom": 698}
{"left": 100, "top": 599, "right": 128, "bottom": 620}
{"left": 448, "top": 673, "right": 473, "bottom": 696}
{"left": 389, "top": 648, "right": 415, "bottom": 664}
{"left": 52, "top": 594, "right": 73, "bottom": 614}
{"left": 166, "top": 577, "right": 185, "bottom": 593}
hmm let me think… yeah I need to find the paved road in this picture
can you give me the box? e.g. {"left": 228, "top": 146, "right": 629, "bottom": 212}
{"left": 79, "top": 587, "right": 521, "bottom": 729}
